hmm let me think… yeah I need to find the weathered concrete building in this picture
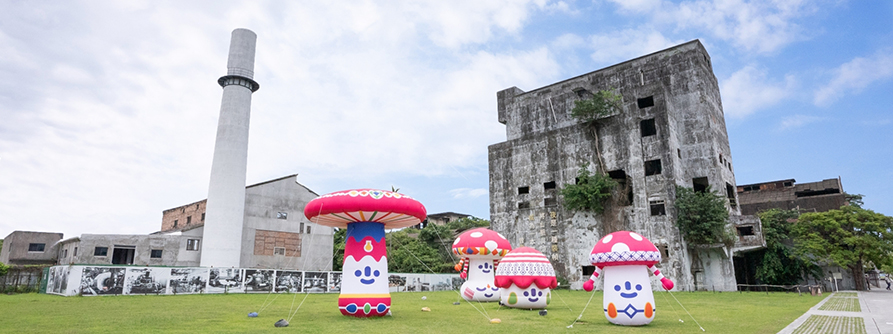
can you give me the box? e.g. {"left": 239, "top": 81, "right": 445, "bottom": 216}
{"left": 489, "top": 40, "right": 761, "bottom": 291}
{"left": 737, "top": 178, "right": 846, "bottom": 216}
{"left": 0, "top": 231, "right": 63, "bottom": 266}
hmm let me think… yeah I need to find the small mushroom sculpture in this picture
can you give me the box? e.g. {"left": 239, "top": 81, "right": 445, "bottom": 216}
{"left": 582, "top": 231, "right": 674, "bottom": 326}
{"left": 452, "top": 228, "right": 512, "bottom": 302}
{"left": 494, "top": 247, "right": 557, "bottom": 309}
{"left": 304, "top": 189, "right": 426, "bottom": 317}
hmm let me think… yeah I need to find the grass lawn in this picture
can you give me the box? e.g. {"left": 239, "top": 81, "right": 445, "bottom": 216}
{"left": 0, "top": 290, "right": 822, "bottom": 333}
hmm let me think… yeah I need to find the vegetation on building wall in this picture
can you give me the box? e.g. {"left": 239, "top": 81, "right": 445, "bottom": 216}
{"left": 674, "top": 186, "right": 735, "bottom": 247}
{"left": 570, "top": 89, "right": 622, "bottom": 172}
{"left": 560, "top": 164, "right": 617, "bottom": 214}
{"left": 753, "top": 209, "right": 821, "bottom": 285}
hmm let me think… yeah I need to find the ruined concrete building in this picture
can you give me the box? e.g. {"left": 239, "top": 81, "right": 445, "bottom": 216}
{"left": 489, "top": 40, "right": 762, "bottom": 291}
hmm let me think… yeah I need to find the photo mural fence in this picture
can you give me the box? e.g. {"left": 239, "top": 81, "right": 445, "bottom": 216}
{"left": 44, "top": 265, "right": 460, "bottom": 297}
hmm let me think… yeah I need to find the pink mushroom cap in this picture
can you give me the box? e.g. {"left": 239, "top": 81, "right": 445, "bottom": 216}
{"left": 589, "top": 231, "right": 661, "bottom": 268}
{"left": 494, "top": 247, "right": 557, "bottom": 290}
{"left": 452, "top": 228, "right": 512, "bottom": 259}
{"left": 303, "top": 189, "right": 427, "bottom": 229}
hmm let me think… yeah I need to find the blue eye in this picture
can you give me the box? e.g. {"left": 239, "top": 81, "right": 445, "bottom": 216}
{"left": 478, "top": 265, "right": 483, "bottom": 269}
{"left": 354, "top": 270, "right": 361, "bottom": 277}
{"left": 523, "top": 291, "right": 529, "bottom": 296}
{"left": 636, "top": 284, "right": 642, "bottom": 291}
{"left": 614, "top": 285, "right": 621, "bottom": 291}
{"left": 373, "top": 270, "right": 380, "bottom": 277}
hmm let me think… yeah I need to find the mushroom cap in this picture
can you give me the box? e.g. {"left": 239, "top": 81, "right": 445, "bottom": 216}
{"left": 303, "top": 189, "right": 427, "bottom": 229}
{"left": 589, "top": 231, "right": 661, "bottom": 268}
{"left": 452, "top": 228, "right": 512, "bottom": 259}
{"left": 494, "top": 247, "right": 557, "bottom": 290}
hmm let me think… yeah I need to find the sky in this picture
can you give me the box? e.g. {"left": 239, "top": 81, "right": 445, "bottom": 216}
{"left": 1, "top": 1, "right": 891, "bottom": 239}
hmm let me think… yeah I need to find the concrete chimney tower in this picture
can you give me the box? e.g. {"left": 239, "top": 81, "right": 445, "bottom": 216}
{"left": 201, "top": 29, "right": 260, "bottom": 268}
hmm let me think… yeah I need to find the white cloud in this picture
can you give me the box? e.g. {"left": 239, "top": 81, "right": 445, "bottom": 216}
{"left": 449, "top": 188, "right": 489, "bottom": 199}
{"left": 720, "top": 65, "right": 796, "bottom": 118}
{"left": 587, "top": 29, "right": 681, "bottom": 65}
{"left": 778, "top": 114, "right": 824, "bottom": 130}
{"left": 814, "top": 50, "right": 893, "bottom": 106}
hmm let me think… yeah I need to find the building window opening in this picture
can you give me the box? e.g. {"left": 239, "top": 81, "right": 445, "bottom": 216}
{"left": 201, "top": 213, "right": 205, "bottom": 221}
{"left": 277, "top": 212, "right": 288, "bottom": 220}
{"left": 187, "top": 216, "right": 192, "bottom": 225}
{"left": 784, "top": 181, "right": 793, "bottom": 187}
{"left": 306, "top": 225, "right": 311, "bottom": 234}
{"left": 644, "top": 159, "right": 662, "bottom": 176}
{"left": 573, "top": 88, "right": 590, "bottom": 98}
{"left": 637, "top": 96, "right": 654, "bottom": 109}
{"left": 677, "top": 148, "right": 682, "bottom": 159}
{"left": 173, "top": 220, "right": 178, "bottom": 228}
{"left": 726, "top": 183, "right": 737, "bottom": 207}
{"left": 186, "top": 239, "right": 200, "bottom": 251}
{"left": 582, "top": 265, "right": 595, "bottom": 279}
{"left": 274, "top": 247, "right": 286, "bottom": 256}
{"left": 94, "top": 247, "right": 108, "bottom": 257}
{"left": 62, "top": 249, "right": 68, "bottom": 258}
{"left": 28, "top": 243, "right": 46, "bottom": 252}
{"left": 544, "top": 181, "right": 556, "bottom": 190}
{"left": 74, "top": 247, "right": 78, "bottom": 256}
{"left": 544, "top": 197, "right": 558, "bottom": 207}
{"left": 518, "top": 186, "right": 530, "bottom": 195}
{"left": 693, "top": 177, "right": 709, "bottom": 193}
{"left": 608, "top": 170, "right": 633, "bottom": 206}
{"left": 518, "top": 201, "right": 531, "bottom": 209}
{"left": 300, "top": 222, "right": 305, "bottom": 233}
{"left": 737, "top": 226, "right": 754, "bottom": 236}
{"left": 111, "top": 246, "right": 135, "bottom": 265}
{"left": 650, "top": 200, "right": 666, "bottom": 216}
{"left": 150, "top": 249, "right": 163, "bottom": 258}
{"left": 640, "top": 118, "right": 657, "bottom": 137}
{"left": 657, "top": 244, "right": 669, "bottom": 261}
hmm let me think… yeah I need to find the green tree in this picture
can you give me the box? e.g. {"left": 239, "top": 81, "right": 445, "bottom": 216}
{"left": 792, "top": 206, "right": 893, "bottom": 291}
{"left": 754, "top": 209, "right": 821, "bottom": 285}
{"left": 445, "top": 217, "right": 490, "bottom": 231}
{"left": 571, "top": 89, "right": 622, "bottom": 172}
{"left": 386, "top": 229, "right": 449, "bottom": 273}
{"left": 561, "top": 164, "right": 617, "bottom": 214}
{"left": 332, "top": 228, "right": 346, "bottom": 271}
{"left": 675, "top": 186, "right": 734, "bottom": 246}
{"left": 0, "top": 262, "right": 8, "bottom": 277}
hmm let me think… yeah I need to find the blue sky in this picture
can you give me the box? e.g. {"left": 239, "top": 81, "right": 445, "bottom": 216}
{"left": 1, "top": 1, "right": 891, "bottom": 238}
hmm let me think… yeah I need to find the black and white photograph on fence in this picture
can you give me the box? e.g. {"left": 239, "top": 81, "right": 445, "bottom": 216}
{"left": 274, "top": 271, "right": 302, "bottom": 293}
{"left": 303, "top": 271, "right": 328, "bottom": 293}
{"left": 168, "top": 268, "right": 208, "bottom": 294}
{"left": 244, "top": 269, "right": 274, "bottom": 292}
{"left": 80, "top": 267, "right": 125, "bottom": 295}
{"left": 59, "top": 266, "right": 70, "bottom": 293}
{"left": 208, "top": 268, "right": 243, "bottom": 293}
{"left": 328, "top": 272, "right": 342, "bottom": 293}
{"left": 124, "top": 268, "right": 169, "bottom": 294}
{"left": 388, "top": 274, "right": 458, "bottom": 292}
{"left": 47, "top": 267, "right": 58, "bottom": 294}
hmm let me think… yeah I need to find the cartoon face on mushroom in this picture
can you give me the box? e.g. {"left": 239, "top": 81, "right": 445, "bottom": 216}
{"left": 452, "top": 228, "right": 511, "bottom": 302}
{"left": 494, "top": 247, "right": 557, "bottom": 309}
{"left": 582, "top": 231, "right": 674, "bottom": 326}
{"left": 304, "top": 189, "right": 426, "bottom": 317}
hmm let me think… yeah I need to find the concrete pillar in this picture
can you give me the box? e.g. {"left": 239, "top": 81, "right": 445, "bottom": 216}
{"left": 201, "top": 29, "right": 260, "bottom": 268}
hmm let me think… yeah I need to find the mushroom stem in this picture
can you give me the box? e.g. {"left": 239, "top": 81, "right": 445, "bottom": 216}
{"left": 340, "top": 221, "right": 390, "bottom": 317}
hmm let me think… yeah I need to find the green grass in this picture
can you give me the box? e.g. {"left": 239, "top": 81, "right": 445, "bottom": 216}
{"left": 818, "top": 296, "right": 860, "bottom": 312}
{"left": 792, "top": 315, "right": 866, "bottom": 334}
{"left": 0, "top": 290, "right": 822, "bottom": 333}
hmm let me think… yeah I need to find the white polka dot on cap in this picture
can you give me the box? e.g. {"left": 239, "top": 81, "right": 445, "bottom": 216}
{"left": 470, "top": 232, "right": 483, "bottom": 238}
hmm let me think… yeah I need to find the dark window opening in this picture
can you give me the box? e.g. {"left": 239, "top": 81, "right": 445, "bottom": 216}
{"left": 650, "top": 201, "right": 666, "bottom": 216}
{"left": 608, "top": 170, "right": 633, "bottom": 206}
{"left": 186, "top": 216, "right": 192, "bottom": 224}
{"left": 783, "top": 181, "right": 793, "bottom": 187}
{"left": 201, "top": 213, "right": 205, "bottom": 221}
{"left": 726, "top": 183, "right": 737, "bottom": 207}
{"left": 173, "top": 220, "right": 178, "bottom": 228}
{"left": 637, "top": 96, "right": 654, "bottom": 108}
{"left": 693, "top": 177, "right": 709, "bottom": 193}
{"left": 94, "top": 247, "right": 108, "bottom": 257}
{"left": 518, "top": 201, "right": 530, "bottom": 209}
{"left": 544, "top": 197, "right": 558, "bottom": 207}
{"left": 677, "top": 148, "right": 682, "bottom": 159}
{"left": 28, "top": 243, "right": 45, "bottom": 252}
{"left": 573, "top": 88, "right": 590, "bottom": 98}
{"left": 544, "top": 181, "right": 556, "bottom": 190}
{"left": 186, "top": 239, "right": 200, "bottom": 251}
{"left": 62, "top": 249, "right": 68, "bottom": 258}
{"left": 657, "top": 244, "right": 670, "bottom": 261}
{"left": 111, "top": 247, "right": 135, "bottom": 265}
{"left": 518, "top": 186, "right": 529, "bottom": 195}
{"left": 74, "top": 247, "right": 78, "bottom": 256}
{"left": 150, "top": 249, "right": 163, "bottom": 258}
{"left": 582, "top": 265, "right": 595, "bottom": 278}
{"left": 274, "top": 247, "right": 286, "bottom": 256}
{"left": 737, "top": 226, "right": 754, "bottom": 236}
{"left": 575, "top": 177, "right": 581, "bottom": 184}
{"left": 306, "top": 225, "right": 311, "bottom": 234}
{"left": 277, "top": 212, "right": 288, "bottom": 220}
{"left": 644, "top": 159, "right": 662, "bottom": 176}
{"left": 640, "top": 118, "right": 657, "bottom": 137}
{"left": 795, "top": 188, "right": 841, "bottom": 197}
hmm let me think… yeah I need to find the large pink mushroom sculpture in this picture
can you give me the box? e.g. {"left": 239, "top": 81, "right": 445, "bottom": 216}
{"left": 452, "top": 228, "right": 512, "bottom": 302}
{"left": 494, "top": 247, "right": 557, "bottom": 309}
{"left": 582, "top": 231, "right": 674, "bottom": 326}
{"left": 304, "top": 189, "right": 426, "bottom": 317}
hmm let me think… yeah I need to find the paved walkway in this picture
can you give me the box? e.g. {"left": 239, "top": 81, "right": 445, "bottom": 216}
{"left": 778, "top": 287, "right": 893, "bottom": 334}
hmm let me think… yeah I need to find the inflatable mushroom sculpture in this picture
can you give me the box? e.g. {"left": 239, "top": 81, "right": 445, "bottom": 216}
{"left": 582, "top": 231, "right": 674, "bottom": 326}
{"left": 452, "top": 228, "right": 511, "bottom": 302}
{"left": 304, "top": 189, "right": 426, "bottom": 317}
{"left": 494, "top": 247, "right": 557, "bottom": 309}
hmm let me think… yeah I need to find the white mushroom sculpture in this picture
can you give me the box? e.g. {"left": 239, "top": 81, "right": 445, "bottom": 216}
{"left": 452, "top": 228, "right": 512, "bottom": 302}
{"left": 494, "top": 247, "right": 557, "bottom": 309}
{"left": 582, "top": 231, "right": 674, "bottom": 326}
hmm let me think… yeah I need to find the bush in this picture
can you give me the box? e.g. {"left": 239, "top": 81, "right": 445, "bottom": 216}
{"left": 675, "top": 186, "right": 734, "bottom": 247}
{"left": 560, "top": 164, "right": 617, "bottom": 214}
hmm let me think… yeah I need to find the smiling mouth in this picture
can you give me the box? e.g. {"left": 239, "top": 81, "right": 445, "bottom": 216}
{"left": 620, "top": 292, "right": 638, "bottom": 298}
{"left": 482, "top": 269, "right": 491, "bottom": 273}
{"left": 360, "top": 279, "right": 375, "bottom": 285}
{"left": 484, "top": 293, "right": 493, "bottom": 297}
{"left": 528, "top": 297, "right": 539, "bottom": 302}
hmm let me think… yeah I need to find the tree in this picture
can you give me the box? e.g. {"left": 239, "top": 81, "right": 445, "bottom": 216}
{"left": 674, "top": 186, "right": 734, "bottom": 247}
{"left": 571, "top": 89, "right": 622, "bottom": 173}
{"left": 444, "top": 217, "right": 490, "bottom": 231}
{"left": 561, "top": 164, "right": 617, "bottom": 214}
{"left": 844, "top": 193, "right": 864, "bottom": 208}
{"left": 332, "top": 228, "right": 346, "bottom": 271}
{"left": 754, "top": 209, "right": 821, "bottom": 285}
{"left": 386, "top": 229, "right": 450, "bottom": 273}
{"left": 792, "top": 206, "right": 893, "bottom": 291}
{"left": 0, "top": 262, "right": 8, "bottom": 277}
